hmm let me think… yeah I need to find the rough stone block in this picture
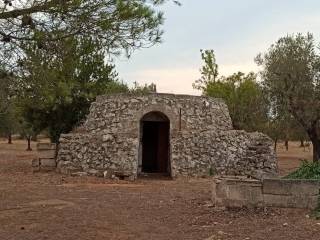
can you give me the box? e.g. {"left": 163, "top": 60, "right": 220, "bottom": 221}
{"left": 37, "top": 143, "right": 56, "bottom": 150}
{"left": 38, "top": 150, "right": 56, "bottom": 159}
{"left": 214, "top": 177, "right": 263, "bottom": 208}
{"left": 32, "top": 158, "right": 40, "bottom": 167}
{"left": 31, "top": 158, "right": 40, "bottom": 172}
{"left": 40, "top": 158, "right": 57, "bottom": 168}
{"left": 71, "top": 172, "right": 88, "bottom": 177}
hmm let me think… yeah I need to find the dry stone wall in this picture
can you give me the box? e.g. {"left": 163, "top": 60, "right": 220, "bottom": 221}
{"left": 58, "top": 133, "right": 139, "bottom": 177}
{"left": 84, "top": 93, "right": 233, "bottom": 135}
{"left": 171, "top": 130, "right": 277, "bottom": 177}
{"left": 57, "top": 93, "right": 278, "bottom": 178}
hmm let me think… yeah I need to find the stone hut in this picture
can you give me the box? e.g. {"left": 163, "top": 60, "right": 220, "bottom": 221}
{"left": 57, "top": 93, "right": 278, "bottom": 179}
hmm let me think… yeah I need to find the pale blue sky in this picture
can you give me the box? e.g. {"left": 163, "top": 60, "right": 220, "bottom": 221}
{"left": 115, "top": 0, "right": 320, "bottom": 95}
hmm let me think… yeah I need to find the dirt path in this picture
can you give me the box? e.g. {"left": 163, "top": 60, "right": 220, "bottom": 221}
{"left": 0, "top": 140, "right": 319, "bottom": 240}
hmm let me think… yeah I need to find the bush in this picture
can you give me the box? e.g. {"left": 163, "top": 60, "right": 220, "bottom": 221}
{"left": 285, "top": 160, "right": 320, "bottom": 180}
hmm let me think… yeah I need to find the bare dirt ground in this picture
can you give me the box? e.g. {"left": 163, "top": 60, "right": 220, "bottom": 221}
{"left": 276, "top": 141, "right": 313, "bottom": 176}
{"left": 0, "top": 139, "right": 320, "bottom": 240}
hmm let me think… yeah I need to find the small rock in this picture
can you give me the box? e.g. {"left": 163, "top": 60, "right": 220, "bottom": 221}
{"left": 102, "top": 134, "right": 114, "bottom": 142}
{"left": 71, "top": 172, "right": 88, "bottom": 177}
{"left": 306, "top": 215, "right": 310, "bottom": 218}
{"left": 213, "top": 222, "right": 219, "bottom": 225}
{"left": 283, "top": 223, "right": 288, "bottom": 227}
{"left": 316, "top": 223, "right": 320, "bottom": 226}
{"left": 88, "top": 169, "right": 99, "bottom": 176}
{"left": 218, "top": 231, "right": 224, "bottom": 235}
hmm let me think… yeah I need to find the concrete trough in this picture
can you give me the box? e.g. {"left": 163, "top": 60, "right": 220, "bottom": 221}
{"left": 212, "top": 176, "right": 320, "bottom": 209}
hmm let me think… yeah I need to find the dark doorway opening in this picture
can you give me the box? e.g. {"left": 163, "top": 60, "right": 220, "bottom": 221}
{"left": 140, "top": 112, "right": 170, "bottom": 175}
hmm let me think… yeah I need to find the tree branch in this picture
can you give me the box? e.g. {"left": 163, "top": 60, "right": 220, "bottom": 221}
{"left": 0, "top": 0, "right": 72, "bottom": 19}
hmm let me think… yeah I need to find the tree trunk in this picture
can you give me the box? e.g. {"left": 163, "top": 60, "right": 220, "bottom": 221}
{"left": 7, "top": 133, "right": 12, "bottom": 144}
{"left": 299, "top": 139, "right": 304, "bottom": 147}
{"left": 274, "top": 138, "right": 278, "bottom": 152}
{"left": 308, "top": 127, "right": 320, "bottom": 162}
{"left": 26, "top": 136, "right": 32, "bottom": 151}
{"left": 31, "top": 134, "right": 37, "bottom": 141}
{"left": 284, "top": 140, "right": 289, "bottom": 151}
{"left": 311, "top": 139, "right": 320, "bottom": 162}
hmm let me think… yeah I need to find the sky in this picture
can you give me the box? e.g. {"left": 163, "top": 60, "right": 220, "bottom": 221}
{"left": 115, "top": 0, "right": 320, "bottom": 95}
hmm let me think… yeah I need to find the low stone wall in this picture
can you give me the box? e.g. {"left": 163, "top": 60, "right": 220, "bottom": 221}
{"left": 32, "top": 143, "right": 57, "bottom": 172}
{"left": 57, "top": 133, "right": 139, "bottom": 177}
{"left": 171, "top": 130, "right": 277, "bottom": 177}
{"left": 212, "top": 176, "right": 320, "bottom": 209}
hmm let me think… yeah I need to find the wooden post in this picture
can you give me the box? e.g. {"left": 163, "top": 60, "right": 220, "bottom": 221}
{"left": 179, "top": 108, "right": 182, "bottom": 131}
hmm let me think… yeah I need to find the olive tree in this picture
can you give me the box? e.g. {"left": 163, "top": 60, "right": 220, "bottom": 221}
{"left": 256, "top": 33, "right": 320, "bottom": 162}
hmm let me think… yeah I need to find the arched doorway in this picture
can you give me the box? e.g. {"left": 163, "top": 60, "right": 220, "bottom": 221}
{"left": 139, "top": 111, "right": 170, "bottom": 175}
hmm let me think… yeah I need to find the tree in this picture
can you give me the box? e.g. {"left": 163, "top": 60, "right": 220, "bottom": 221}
{"left": 194, "top": 50, "right": 268, "bottom": 132}
{"left": 0, "top": 69, "right": 13, "bottom": 114}
{"left": 0, "top": 71, "right": 19, "bottom": 143}
{"left": 193, "top": 49, "right": 219, "bottom": 91}
{"left": 0, "top": 0, "right": 178, "bottom": 70}
{"left": 256, "top": 33, "right": 320, "bottom": 162}
{"left": 0, "top": 102, "right": 19, "bottom": 144}
{"left": 17, "top": 36, "right": 128, "bottom": 143}
{"left": 207, "top": 72, "right": 268, "bottom": 132}
{"left": 17, "top": 118, "right": 36, "bottom": 151}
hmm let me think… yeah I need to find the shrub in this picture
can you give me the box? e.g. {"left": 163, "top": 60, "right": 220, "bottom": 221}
{"left": 285, "top": 160, "right": 320, "bottom": 180}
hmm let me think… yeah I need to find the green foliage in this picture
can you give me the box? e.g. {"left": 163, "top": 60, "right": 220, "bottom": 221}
{"left": 194, "top": 50, "right": 268, "bottom": 132}
{"left": 0, "top": 102, "right": 19, "bottom": 138}
{"left": 285, "top": 160, "right": 320, "bottom": 180}
{"left": 193, "top": 49, "right": 219, "bottom": 91}
{"left": 257, "top": 33, "right": 320, "bottom": 161}
{"left": 207, "top": 72, "right": 268, "bottom": 131}
{"left": 0, "top": 69, "right": 13, "bottom": 114}
{"left": 0, "top": 0, "right": 176, "bottom": 70}
{"left": 17, "top": 36, "right": 128, "bottom": 143}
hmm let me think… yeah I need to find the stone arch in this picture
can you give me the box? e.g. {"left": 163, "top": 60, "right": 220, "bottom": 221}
{"left": 135, "top": 104, "right": 179, "bottom": 132}
{"left": 138, "top": 110, "right": 171, "bottom": 176}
